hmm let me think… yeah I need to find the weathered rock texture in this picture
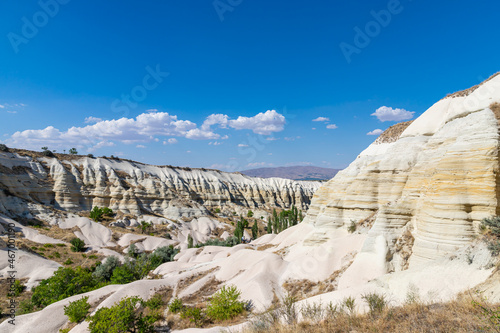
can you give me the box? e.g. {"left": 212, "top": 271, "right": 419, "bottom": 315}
{"left": 0, "top": 152, "right": 321, "bottom": 220}
{"left": 305, "top": 73, "right": 500, "bottom": 269}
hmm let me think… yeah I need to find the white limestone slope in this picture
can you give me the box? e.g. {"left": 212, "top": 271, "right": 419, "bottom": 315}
{"left": 305, "top": 73, "right": 500, "bottom": 272}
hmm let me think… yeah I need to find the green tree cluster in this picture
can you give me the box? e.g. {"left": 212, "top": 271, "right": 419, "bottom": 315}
{"left": 87, "top": 296, "right": 160, "bottom": 333}
{"left": 268, "top": 205, "right": 304, "bottom": 234}
{"left": 89, "top": 206, "right": 114, "bottom": 222}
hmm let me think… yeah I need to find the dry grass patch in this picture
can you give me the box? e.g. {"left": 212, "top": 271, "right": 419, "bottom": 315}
{"left": 375, "top": 120, "right": 414, "bottom": 144}
{"left": 256, "top": 244, "right": 275, "bottom": 251}
{"left": 0, "top": 278, "right": 31, "bottom": 324}
{"left": 445, "top": 72, "right": 500, "bottom": 99}
{"left": 244, "top": 295, "right": 496, "bottom": 333}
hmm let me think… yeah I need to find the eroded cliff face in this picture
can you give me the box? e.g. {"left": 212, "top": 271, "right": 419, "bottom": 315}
{"left": 304, "top": 73, "right": 500, "bottom": 270}
{"left": 0, "top": 153, "right": 321, "bottom": 219}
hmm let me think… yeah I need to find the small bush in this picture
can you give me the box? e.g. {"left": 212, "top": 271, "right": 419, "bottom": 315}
{"left": 42, "top": 150, "right": 55, "bottom": 157}
{"left": 0, "top": 143, "right": 9, "bottom": 152}
{"left": 69, "top": 148, "right": 78, "bottom": 155}
{"left": 205, "top": 285, "right": 245, "bottom": 321}
{"left": 180, "top": 307, "right": 205, "bottom": 327}
{"left": 482, "top": 216, "right": 500, "bottom": 236}
{"left": 90, "top": 206, "right": 114, "bottom": 222}
{"left": 86, "top": 296, "right": 159, "bottom": 333}
{"left": 57, "top": 243, "right": 66, "bottom": 247}
{"left": 43, "top": 243, "right": 54, "bottom": 248}
{"left": 247, "top": 210, "right": 254, "bottom": 218}
{"left": 70, "top": 237, "right": 86, "bottom": 252}
{"left": 348, "top": 220, "right": 357, "bottom": 233}
{"left": 64, "top": 296, "right": 91, "bottom": 323}
{"left": 362, "top": 292, "right": 387, "bottom": 316}
{"left": 64, "top": 258, "right": 74, "bottom": 265}
{"left": 214, "top": 208, "right": 221, "bottom": 214}
{"left": 342, "top": 296, "right": 356, "bottom": 315}
{"left": 11, "top": 280, "right": 26, "bottom": 296}
{"left": 143, "top": 294, "right": 163, "bottom": 310}
{"left": 168, "top": 298, "right": 184, "bottom": 313}
{"left": 87, "top": 154, "right": 94, "bottom": 158}
{"left": 93, "top": 256, "right": 120, "bottom": 281}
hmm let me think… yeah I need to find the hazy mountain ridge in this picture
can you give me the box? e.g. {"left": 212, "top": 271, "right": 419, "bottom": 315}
{"left": 242, "top": 165, "right": 340, "bottom": 180}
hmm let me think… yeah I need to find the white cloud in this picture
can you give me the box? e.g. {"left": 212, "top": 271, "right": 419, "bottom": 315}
{"left": 367, "top": 129, "right": 384, "bottom": 136}
{"left": 371, "top": 106, "right": 414, "bottom": 122}
{"left": 6, "top": 110, "right": 285, "bottom": 152}
{"left": 146, "top": 109, "right": 158, "bottom": 112}
{"left": 229, "top": 110, "right": 285, "bottom": 135}
{"left": 163, "top": 138, "right": 178, "bottom": 145}
{"left": 136, "top": 144, "right": 146, "bottom": 148}
{"left": 266, "top": 137, "right": 279, "bottom": 141}
{"left": 312, "top": 117, "right": 329, "bottom": 122}
{"left": 201, "top": 114, "right": 229, "bottom": 131}
{"left": 238, "top": 144, "right": 249, "bottom": 147}
{"left": 326, "top": 124, "right": 338, "bottom": 129}
{"left": 312, "top": 127, "right": 316, "bottom": 130}
{"left": 185, "top": 128, "right": 220, "bottom": 140}
{"left": 209, "top": 141, "right": 222, "bottom": 146}
{"left": 246, "top": 162, "right": 274, "bottom": 168}
{"left": 84, "top": 116, "right": 103, "bottom": 124}
{"left": 7, "top": 111, "right": 17, "bottom": 114}
{"left": 186, "top": 150, "right": 191, "bottom": 153}
{"left": 0, "top": 104, "right": 4, "bottom": 108}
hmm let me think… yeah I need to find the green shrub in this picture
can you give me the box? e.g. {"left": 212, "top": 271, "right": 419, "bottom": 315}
{"left": 143, "top": 294, "right": 163, "bottom": 310}
{"left": 247, "top": 210, "right": 254, "bottom": 218}
{"left": 64, "top": 296, "right": 91, "bottom": 323}
{"left": 482, "top": 216, "right": 500, "bottom": 236}
{"left": 18, "top": 299, "right": 35, "bottom": 314}
{"left": 89, "top": 206, "right": 114, "bottom": 222}
{"left": 214, "top": 208, "right": 221, "bottom": 214}
{"left": 180, "top": 307, "right": 205, "bottom": 327}
{"left": 69, "top": 148, "right": 78, "bottom": 155}
{"left": 89, "top": 254, "right": 98, "bottom": 259}
{"left": 86, "top": 296, "right": 159, "bottom": 333}
{"left": 205, "top": 285, "right": 245, "bottom": 321}
{"left": 93, "top": 256, "right": 121, "bottom": 282}
{"left": 348, "top": 220, "right": 357, "bottom": 233}
{"left": 31, "top": 267, "right": 99, "bottom": 307}
{"left": 64, "top": 258, "right": 74, "bottom": 265}
{"left": 42, "top": 150, "right": 55, "bottom": 157}
{"left": 341, "top": 296, "right": 356, "bottom": 315}
{"left": 11, "top": 280, "right": 25, "bottom": 296}
{"left": 168, "top": 298, "right": 184, "bottom": 313}
{"left": 54, "top": 252, "right": 61, "bottom": 258}
{"left": 195, "top": 236, "right": 239, "bottom": 248}
{"left": 57, "top": 243, "right": 66, "bottom": 247}
{"left": 362, "top": 292, "right": 387, "bottom": 316}
{"left": 43, "top": 243, "right": 54, "bottom": 248}
{"left": 187, "top": 234, "right": 194, "bottom": 248}
{"left": 70, "top": 237, "right": 85, "bottom": 252}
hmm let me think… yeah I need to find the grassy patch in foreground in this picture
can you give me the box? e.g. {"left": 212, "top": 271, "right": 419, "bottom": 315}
{"left": 244, "top": 294, "right": 499, "bottom": 333}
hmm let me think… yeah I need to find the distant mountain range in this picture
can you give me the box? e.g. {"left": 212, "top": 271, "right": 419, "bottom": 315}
{"left": 241, "top": 166, "right": 341, "bottom": 181}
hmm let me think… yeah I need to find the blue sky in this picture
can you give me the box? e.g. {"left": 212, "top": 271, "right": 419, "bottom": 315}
{"left": 1, "top": 0, "right": 499, "bottom": 171}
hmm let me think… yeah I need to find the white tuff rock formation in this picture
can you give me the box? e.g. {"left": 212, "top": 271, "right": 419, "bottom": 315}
{"left": 0, "top": 154, "right": 321, "bottom": 220}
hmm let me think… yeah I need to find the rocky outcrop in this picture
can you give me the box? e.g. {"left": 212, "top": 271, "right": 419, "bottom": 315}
{"left": 0, "top": 152, "right": 321, "bottom": 219}
{"left": 304, "top": 73, "right": 500, "bottom": 270}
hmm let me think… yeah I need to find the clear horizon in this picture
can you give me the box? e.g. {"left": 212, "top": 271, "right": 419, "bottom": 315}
{"left": 1, "top": 0, "right": 499, "bottom": 171}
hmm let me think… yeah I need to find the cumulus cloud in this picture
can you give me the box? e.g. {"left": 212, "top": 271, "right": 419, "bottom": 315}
{"left": 0, "top": 104, "right": 4, "bottom": 108}
{"left": 312, "top": 117, "right": 329, "bottom": 122}
{"left": 136, "top": 144, "right": 146, "bottom": 148}
{"left": 246, "top": 162, "right": 274, "bottom": 168}
{"left": 163, "top": 138, "right": 178, "bottom": 145}
{"left": 371, "top": 106, "right": 414, "bottom": 122}
{"left": 326, "top": 124, "right": 338, "bottom": 129}
{"left": 367, "top": 129, "right": 384, "bottom": 136}
{"left": 229, "top": 110, "right": 285, "bottom": 135}
{"left": 201, "top": 114, "right": 229, "bottom": 131}
{"left": 84, "top": 116, "right": 103, "bottom": 124}
{"left": 7, "top": 110, "right": 286, "bottom": 152}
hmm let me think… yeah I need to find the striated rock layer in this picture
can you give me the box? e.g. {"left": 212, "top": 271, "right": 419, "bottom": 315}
{"left": 0, "top": 153, "right": 321, "bottom": 219}
{"left": 304, "top": 73, "right": 500, "bottom": 270}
